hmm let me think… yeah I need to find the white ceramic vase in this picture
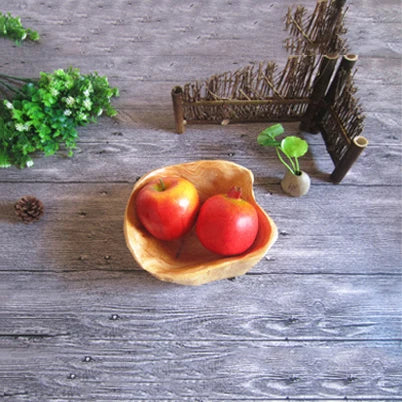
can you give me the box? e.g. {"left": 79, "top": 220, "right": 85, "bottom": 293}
{"left": 281, "top": 170, "right": 311, "bottom": 197}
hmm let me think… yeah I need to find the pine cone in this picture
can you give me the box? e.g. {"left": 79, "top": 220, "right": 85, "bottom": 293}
{"left": 14, "top": 195, "right": 44, "bottom": 224}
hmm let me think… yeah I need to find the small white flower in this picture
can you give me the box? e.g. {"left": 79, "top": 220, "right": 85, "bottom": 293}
{"left": 21, "top": 32, "right": 27, "bottom": 41}
{"left": 64, "top": 109, "right": 72, "bottom": 116}
{"left": 65, "top": 96, "right": 75, "bottom": 106}
{"left": 83, "top": 83, "right": 93, "bottom": 97}
{"left": 4, "top": 100, "right": 13, "bottom": 110}
{"left": 83, "top": 99, "right": 92, "bottom": 110}
{"left": 26, "top": 160, "right": 34, "bottom": 168}
{"left": 83, "top": 83, "right": 94, "bottom": 98}
{"left": 15, "top": 123, "right": 29, "bottom": 132}
{"left": 50, "top": 88, "right": 59, "bottom": 97}
{"left": 97, "top": 109, "right": 103, "bottom": 116}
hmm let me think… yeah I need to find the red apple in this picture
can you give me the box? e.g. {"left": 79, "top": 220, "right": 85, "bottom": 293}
{"left": 195, "top": 186, "right": 259, "bottom": 256}
{"left": 135, "top": 176, "right": 200, "bottom": 241}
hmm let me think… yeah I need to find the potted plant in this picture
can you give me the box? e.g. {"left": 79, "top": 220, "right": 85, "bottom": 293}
{"left": 257, "top": 123, "right": 310, "bottom": 197}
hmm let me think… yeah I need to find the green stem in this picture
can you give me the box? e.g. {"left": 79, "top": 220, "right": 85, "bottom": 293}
{"left": 0, "top": 73, "right": 33, "bottom": 83}
{"left": 0, "top": 79, "right": 25, "bottom": 97}
{"left": 158, "top": 178, "right": 166, "bottom": 191}
{"left": 281, "top": 147, "right": 297, "bottom": 173}
{"left": 276, "top": 147, "right": 295, "bottom": 175}
{"left": 282, "top": 148, "right": 297, "bottom": 173}
{"left": 0, "top": 85, "right": 9, "bottom": 98}
{"left": 294, "top": 157, "right": 300, "bottom": 174}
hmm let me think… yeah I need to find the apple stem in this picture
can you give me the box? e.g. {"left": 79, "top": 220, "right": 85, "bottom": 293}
{"left": 158, "top": 178, "right": 166, "bottom": 191}
{"left": 227, "top": 186, "right": 242, "bottom": 199}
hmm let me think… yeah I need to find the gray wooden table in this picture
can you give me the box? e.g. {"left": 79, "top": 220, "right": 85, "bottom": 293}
{"left": 1, "top": 0, "right": 401, "bottom": 400}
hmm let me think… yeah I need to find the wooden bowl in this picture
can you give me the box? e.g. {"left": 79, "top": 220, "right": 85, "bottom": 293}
{"left": 124, "top": 160, "right": 278, "bottom": 286}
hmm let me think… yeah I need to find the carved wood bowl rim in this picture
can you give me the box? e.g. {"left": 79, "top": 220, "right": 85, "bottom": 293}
{"left": 124, "top": 160, "right": 278, "bottom": 286}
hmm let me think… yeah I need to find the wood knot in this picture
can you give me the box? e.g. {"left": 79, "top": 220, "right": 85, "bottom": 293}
{"left": 346, "top": 375, "right": 357, "bottom": 383}
{"left": 288, "top": 375, "right": 299, "bottom": 383}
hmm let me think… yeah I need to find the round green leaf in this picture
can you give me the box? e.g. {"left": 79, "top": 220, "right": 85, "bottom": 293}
{"left": 262, "top": 123, "right": 284, "bottom": 139}
{"left": 280, "top": 136, "right": 308, "bottom": 158}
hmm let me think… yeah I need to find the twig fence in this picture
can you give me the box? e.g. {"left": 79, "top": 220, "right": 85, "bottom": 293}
{"left": 284, "top": 0, "right": 348, "bottom": 55}
{"left": 171, "top": 0, "right": 367, "bottom": 183}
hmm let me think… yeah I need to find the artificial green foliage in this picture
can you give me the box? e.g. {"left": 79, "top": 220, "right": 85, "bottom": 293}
{"left": 0, "top": 11, "right": 40, "bottom": 44}
{"left": 257, "top": 123, "right": 309, "bottom": 175}
{"left": 0, "top": 67, "right": 119, "bottom": 168}
{"left": 281, "top": 136, "right": 309, "bottom": 159}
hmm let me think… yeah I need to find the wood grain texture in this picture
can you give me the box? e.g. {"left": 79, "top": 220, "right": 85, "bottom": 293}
{"left": 0, "top": 0, "right": 401, "bottom": 400}
{"left": 0, "top": 183, "right": 400, "bottom": 275}
{"left": 0, "top": 342, "right": 401, "bottom": 400}
{"left": 0, "top": 272, "right": 401, "bottom": 399}
{"left": 1, "top": 269, "right": 401, "bottom": 339}
{"left": 0, "top": 119, "right": 400, "bottom": 185}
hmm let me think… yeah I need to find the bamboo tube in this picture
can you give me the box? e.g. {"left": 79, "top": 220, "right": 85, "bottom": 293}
{"left": 334, "top": 0, "right": 347, "bottom": 11}
{"left": 326, "top": 54, "right": 358, "bottom": 105}
{"left": 300, "top": 54, "right": 339, "bottom": 133}
{"left": 314, "top": 54, "right": 358, "bottom": 132}
{"left": 171, "top": 86, "right": 185, "bottom": 134}
{"left": 330, "top": 135, "right": 368, "bottom": 183}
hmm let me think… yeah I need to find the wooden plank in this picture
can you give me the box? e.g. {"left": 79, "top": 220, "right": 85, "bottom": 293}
{"left": 0, "top": 341, "right": 401, "bottom": 400}
{"left": 0, "top": 270, "right": 401, "bottom": 399}
{"left": 2, "top": 0, "right": 401, "bottom": 61}
{"left": 63, "top": 107, "right": 402, "bottom": 147}
{"left": 0, "top": 269, "right": 401, "bottom": 340}
{"left": 0, "top": 130, "right": 399, "bottom": 185}
{"left": 0, "top": 57, "right": 400, "bottom": 111}
{"left": 0, "top": 184, "right": 400, "bottom": 274}
{"left": 0, "top": 0, "right": 401, "bottom": 400}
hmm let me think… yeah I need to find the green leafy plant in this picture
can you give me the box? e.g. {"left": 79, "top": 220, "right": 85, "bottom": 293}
{"left": 0, "top": 67, "right": 119, "bottom": 168}
{"left": 257, "top": 123, "right": 309, "bottom": 175}
{"left": 0, "top": 11, "right": 40, "bottom": 44}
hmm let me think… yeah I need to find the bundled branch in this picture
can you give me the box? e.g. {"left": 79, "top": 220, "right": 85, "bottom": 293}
{"left": 172, "top": 0, "right": 351, "bottom": 132}
{"left": 175, "top": 55, "right": 322, "bottom": 126}
{"left": 284, "top": 0, "right": 348, "bottom": 55}
{"left": 171, "top": 0, "right": 367, "bottom": 183}
{"left": 319, "top": 69, "right": 367, "bottom": 182}
{"left": 322, "top": 72, "right": 364, "bottom": 159}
